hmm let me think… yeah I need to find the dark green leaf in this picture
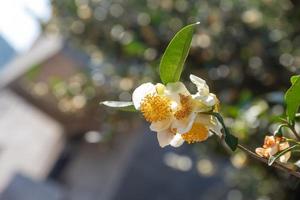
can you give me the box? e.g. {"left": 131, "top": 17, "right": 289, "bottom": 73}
{"left": 211, "top": 112, "right": 238, "bottom": 151}
{"left": 159, "top": 22, "right": 200, "bottom": 84}
{"left": 285, "top": 75, "right": 300, "bottom": 122}
{"left": 224, "top": 132, "right": 238, "bottom": 151}
{"left": 100, "top": 101, "right": 137, "bottom": 112}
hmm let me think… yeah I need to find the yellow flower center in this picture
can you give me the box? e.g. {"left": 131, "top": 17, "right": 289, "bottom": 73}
{"left": 140, "top": 94, "right": 172, "bottom": 122}
{"left": 174, "top": 94, "right": 193, "bottom": 120}
{"left": 182, "top": 122, "right": 209, "bottom": 143}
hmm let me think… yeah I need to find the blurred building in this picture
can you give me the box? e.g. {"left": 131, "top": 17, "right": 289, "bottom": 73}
{"left": 0, "top": 34, "right": 143, "bottom": 200}
{"left": 0, "top": 35, "right": 16, "bottom": 69}
{"left": 0, "top": 35, "right": 65, "bottom": 197}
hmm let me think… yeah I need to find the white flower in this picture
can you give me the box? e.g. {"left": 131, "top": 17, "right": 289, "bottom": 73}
{"left": 255, "top": 136, "right": 291, "bottom": 163}
{"left": 132, "top": 75, "right": 221, "bottom": 148}
{"left": 190, "top": 74, "right": 218, "bottom": 108}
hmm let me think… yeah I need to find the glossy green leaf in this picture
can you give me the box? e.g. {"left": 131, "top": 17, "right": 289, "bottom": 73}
{"left": 291, "top": 75, "right": 300, "bottom": 84}
{"left": 224, "top": 132, "right": 238, "bottom": 151}
{"left": 100, "top": 101, "right": 137, "bottom": 112}
{"left": 211, "top": 112, "right": 238, "bottom": 151}
{"left": 159, "top": 22, "right": 200, "bottom": 84}
{"left": 285, "top": 75, "right": 300, "bottom": 122}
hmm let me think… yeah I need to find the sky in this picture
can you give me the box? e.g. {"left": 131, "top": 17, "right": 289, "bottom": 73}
{"left": 0, "top": 0, "right": 51, "bottom": 52}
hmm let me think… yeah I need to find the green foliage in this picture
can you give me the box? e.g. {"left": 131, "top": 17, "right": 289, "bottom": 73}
{"left": 100, "top": 101, "right": 137, "bottom": 112}
{"left": 159, "top": 22, "right": 199, "bottom": 84}
{"left": 123, "top": 41, "right": 146, "bottom": 56}
{"left": 26, "top": 64, "right": 41, "bottom": 81}
{"left": 273, "top": 124, "right": 288, "bottom": 137}
{"left": 285, "top": 75, "right": 300, "bottom": 122}
{"left": 211, "top": 112, "right": 238, "bottom": 151}
{"left": 291, "top": 75, "right": 300, "bottom": 84}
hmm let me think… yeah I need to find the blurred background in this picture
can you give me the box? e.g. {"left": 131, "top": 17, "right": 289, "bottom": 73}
{"left": 0, "top": 0, "right": 300, "bottom": 199}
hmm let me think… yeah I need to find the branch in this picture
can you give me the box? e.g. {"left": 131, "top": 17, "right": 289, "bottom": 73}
{"left": 237, "top": 144, "right": 300, "bottom": 179}
{"left": 289, "top": 124, "right": 300, "bottom": 141}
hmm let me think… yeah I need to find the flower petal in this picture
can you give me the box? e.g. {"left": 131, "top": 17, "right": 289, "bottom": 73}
{"left": 208, "top": 116, "right": 223, "bottom": 137}
{"left": 279, "top": 142, "right": 291, "bottom": 163}
{"left": 132, "top": 83, "right": 156, "bottom": 110}
{"left": 267, "top": 146, "right": 279, "bottom": 156}
{"left": 190, "top": 74, "right": 209, "bottom": 95}
{"left": 202, "top": 93, "right": 217, "bottom": 107}
{"left": 171, "top": 112, "right": 197, "bottom": 134}
{"left": 279, "top": 153, "right": 291, "bottom": 163}
{"left": 156, "top": 129, "right": 174, "bottom": 148}
{"left": 165, "top": 82, "right": 190, "bottom": 103}
{"left": 150, "top": 118, "right": 172, "bottom": 132}
{"left": 255, "top": 147, "right": 267, "bottom": 158}
{"left": 170, "top": 134, "right": 184, "bottom": 147}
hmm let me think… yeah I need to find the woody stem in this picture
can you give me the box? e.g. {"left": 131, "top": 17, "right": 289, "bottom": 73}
{"left": 237, "top": 144, "right": 300, "bottom": 179}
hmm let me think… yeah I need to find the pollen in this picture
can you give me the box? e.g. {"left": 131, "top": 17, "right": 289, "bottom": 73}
{"left": 182, "top": 122, "right": 209, "bottom": 143}
{"left": 174, "top": 94, "right": 193, "bottom": 120}
{"left": 140, "top": 94, "right": 172, "bottom": 122}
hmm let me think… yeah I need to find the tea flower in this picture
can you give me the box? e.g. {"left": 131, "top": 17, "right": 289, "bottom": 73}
{"left": 132, "top": 74, "right": 222, "bottom": 147}
{"left": 255, "top": 136, "right": 291, "bottom": 163}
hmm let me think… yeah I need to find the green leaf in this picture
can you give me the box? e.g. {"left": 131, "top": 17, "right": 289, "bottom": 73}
{"left": 159, "top": 22, "right": 200, "bottom": 84}
{"left": 291, "top": 75, "right": 300, "bottom": 84}
{"left": 273, "top": 124, "right": 288, "bottom": 137}
{"left": 119, "top": 105, "right": 137, "bottom": 112}
{"left": 285, "top": 75, "right": 300, "bottom": 122}
{"left": 211, "top": 112, "right": 238, "bottom": 151}
{"left": 268, "top": 145, "right": 298, "bottom": 166}
{"left": 100, "top": 101, "right": 137, "bottom": 112}
{"left": 224, "top": 132, "right": 238, "bottom": 151}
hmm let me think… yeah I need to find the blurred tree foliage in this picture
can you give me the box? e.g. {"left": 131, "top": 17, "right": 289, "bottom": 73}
{"left": 45, "top": 0, "right": 300, "bottom": 148}
{"left": 47, "top": 0, "right": 300, "bottom": 90}
{"left": 44, "top": 0, "right": 300, "bottom": 199}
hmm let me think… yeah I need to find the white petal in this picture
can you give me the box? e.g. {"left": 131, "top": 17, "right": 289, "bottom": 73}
{"left": 170, "top": 134, "right": 184, "bottom": 147}
{"left": 279, "top": 153, "right": 291, "bottom": 163}
{"left": 279, "top": 142, "right": 291, "bottom": 163}
{"left": 165, "top": 82, "right": 190, "bottom": 103}
{"left": 202, "top": 93, "right": 216, "bottom": 107}
{"left": 132, "top": 83, "right": 156, "bottom": 110}
{"left": 190, "top": 74, "right": 209, "bottom": 95}
{"left": 171, "top": 112, "right": 197, "bottom": 134}
{"left": 157, "top": 129, "right": 174, "bottom": 148}
{"left": 193, "top": 114, "right": 219, "bottom": 137}
{"left": 150, "top": 118, "right": 172, "bottom": 132}
{"left": 166, "top": 82, "right": 190, "bottom": 95}
{"left": 268, "top": 146, "right": 279, "bottom": 156}
{"left": 279, "top": 142, "right": 290, "bottom": 151}
{"left": 190, "top": 74, "right": 206, "bottom": 85}
{"left": 208, "top": 117, "right": 223, "bottom": 137}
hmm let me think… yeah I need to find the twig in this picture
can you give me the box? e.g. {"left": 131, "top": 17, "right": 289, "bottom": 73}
{"left": 278, "top": 118, "right": 300, "bottom": 141}
{"left": 237, "top": 144, "right": 300, "bottom": 179}
{"left": 288, "top": 124, "right": 300, "bottom": 141}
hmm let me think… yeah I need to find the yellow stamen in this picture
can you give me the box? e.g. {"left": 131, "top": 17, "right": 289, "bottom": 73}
{"left": 140, "top": 94, "right": 171, "bottom": 122}
{"left": 174, "top": 94, "right": 193, "bottom": 120}
{"left": 182, "top": 122, "right": 209, "bottom": 143}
